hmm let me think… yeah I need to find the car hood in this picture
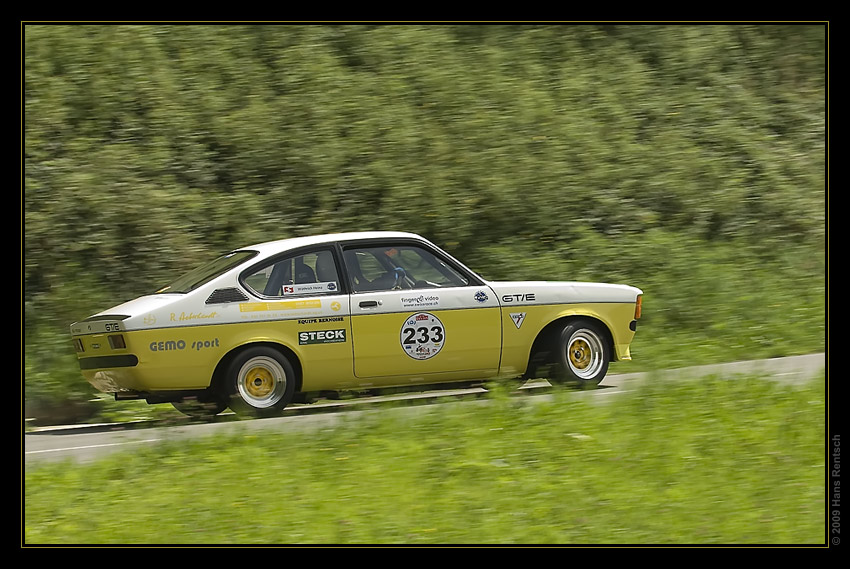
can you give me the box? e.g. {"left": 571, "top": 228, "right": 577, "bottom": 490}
{"left": 486, "top": 281, "right": 642, "bottom": 305}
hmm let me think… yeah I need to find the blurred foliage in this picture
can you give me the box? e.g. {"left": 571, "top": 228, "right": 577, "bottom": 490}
{"left": 23, "top": 24, "right": 826, "bottom": 416}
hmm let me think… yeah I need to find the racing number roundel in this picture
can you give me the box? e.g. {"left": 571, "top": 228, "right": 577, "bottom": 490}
{"left": 401, "top": 313, "right": 445, "bottom": 360}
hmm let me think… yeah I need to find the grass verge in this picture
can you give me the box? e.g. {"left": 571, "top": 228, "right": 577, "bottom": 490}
{"left": 24, "top": 373, "right": 825, "bottom": 545}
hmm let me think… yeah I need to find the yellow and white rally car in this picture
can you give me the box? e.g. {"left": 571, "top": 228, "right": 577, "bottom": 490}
{"left": 71, "top": 232, "right": 643, "bottom": 418}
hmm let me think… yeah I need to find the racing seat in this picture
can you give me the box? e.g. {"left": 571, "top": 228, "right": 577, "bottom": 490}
{"left": 344, "top": 250, "right": 366, "bottom": 291}
{"left": 294, "top": 258, "right": 316, "bottom": 284}
{"left": 315, "top": 251, "right": 337, "bottom": 283}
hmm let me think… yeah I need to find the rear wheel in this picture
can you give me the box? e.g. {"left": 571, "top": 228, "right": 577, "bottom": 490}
{"left": 551, "top": 320, "right": 610, "bottom": 387}
{"left": 226, "top": 347, "right": 295, "bottom": 417}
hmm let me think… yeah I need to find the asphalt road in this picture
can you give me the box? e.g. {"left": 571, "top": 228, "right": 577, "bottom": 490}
{"left": 23, "top": 353, "right": 826, "bottom": 468}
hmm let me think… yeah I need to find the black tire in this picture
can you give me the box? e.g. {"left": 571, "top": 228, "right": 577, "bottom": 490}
{"left": 550, "top": 320, "right": 610, "bottom": 387}
{"left": 225, "top": 346, "right": 296, "bottom": 417}
{"left": 171, "top": 396, "right": 228, "bottom": 419}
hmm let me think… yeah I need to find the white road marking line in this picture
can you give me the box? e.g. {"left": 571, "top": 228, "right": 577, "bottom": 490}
{"left": 25, "top": 439, "right": 161, "bottom": 455}
{"left": 594, "top": 389, "right": 634, "bottom": 396}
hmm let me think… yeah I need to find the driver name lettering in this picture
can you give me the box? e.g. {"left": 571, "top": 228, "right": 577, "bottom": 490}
{"left": 170, "top": 311, "right": 218, "bottom": 322}
{"left": 283, "top": 281, "right": 338, "bottom": 295}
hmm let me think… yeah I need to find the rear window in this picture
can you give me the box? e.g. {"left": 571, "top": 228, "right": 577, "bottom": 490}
{"left": 155, "top": 251, "right": 258, "bottom": 294}
{"left": 242, "top": 249, "right": 340, "bottom": 297}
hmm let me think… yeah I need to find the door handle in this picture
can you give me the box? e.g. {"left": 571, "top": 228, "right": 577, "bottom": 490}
{"left": 359, "top": 301, "right": 378, "bottom": 308}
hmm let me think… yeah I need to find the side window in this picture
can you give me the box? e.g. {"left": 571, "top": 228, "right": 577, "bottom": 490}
{"left": 344, "top": 244, "right": 469, "bottom": 293}
{"left": 242, "top": 249, "right": 340, "bottom": 297}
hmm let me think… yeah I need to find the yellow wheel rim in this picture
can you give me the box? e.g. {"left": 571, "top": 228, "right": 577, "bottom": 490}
{"left": 236, "top": 355, "right": 288, "bottom": 408}
{"left": 244, "top": 366, "right": 275, "bottom": 399}
{"left": 569, "top": 339, "right": 592, "bottom": 370}
{"left": 566, "top": 328, "right": 605, "bottom": 380}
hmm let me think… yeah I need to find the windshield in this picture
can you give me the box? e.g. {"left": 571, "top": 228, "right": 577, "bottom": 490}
{"left": 155, "top": 251, "right": 258, "bottom": 294}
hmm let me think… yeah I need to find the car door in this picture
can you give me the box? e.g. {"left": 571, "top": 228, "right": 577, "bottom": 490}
{"left": 343, "top": 240, "right": 501, "bottom": 381}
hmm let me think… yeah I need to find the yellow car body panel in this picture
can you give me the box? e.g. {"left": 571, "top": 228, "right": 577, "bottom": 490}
{"left": 351, "top": 307, "right": 502, "bottom": 383}
{"left": 498, "top": 302, "right": 637, "bottom": 377}
{"left": 78, "top": 315, "right": 360, "bottom": 394}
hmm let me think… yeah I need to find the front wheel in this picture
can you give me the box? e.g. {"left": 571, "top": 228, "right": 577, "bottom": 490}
{"left": 226, "top": 347, "right": 296, "bottom": 417}
{"left": 551, "top": 320, "right": 610, "bottom": 387}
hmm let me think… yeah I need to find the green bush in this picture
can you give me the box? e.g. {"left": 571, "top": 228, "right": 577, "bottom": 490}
{"left": 23, "top": 24, "right": 826, "bottom": 419}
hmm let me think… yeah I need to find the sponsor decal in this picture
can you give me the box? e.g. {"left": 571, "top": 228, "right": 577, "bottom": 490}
{"left": 150, "top": 339, "right": 186, "bottom": 351}
{"left": 401, "top": 312, "right": 445, "bottom": 360}
{"left": 191, "top": 338, "right": 221, "bottom": 351}
{"left": 330, "top": 301, "right": 342, "bottom": 312}
{"left": 474, "top": 290, "right": 489, "bottom": 303}
{"left": 144, "top": 314, "right": 157, "bottom": 325}
{"left": 298, "top": 316, "right": 345, "bottom": 325}
{"left": 401, "top": 294, "right": 440, "bottom": 309}
{"left": 239, "top": 299, "right": 323, "bottom": 312}
{"left": 510, "top": 312, "right": 527, "bottom": 329}
{"left": 299, "top": 329, "right": 347, "bottom": 345}
{"left": 282, "top": 281, "right": 338, "bottom": 295}
{"left": 149, "top": 338, "right": 221, "bottom": 352}
{"left": 501, "top": 293, "right": 536, "bottom": 303}
{"left": 170, "top": 311, "right": 218, "bottom": 322}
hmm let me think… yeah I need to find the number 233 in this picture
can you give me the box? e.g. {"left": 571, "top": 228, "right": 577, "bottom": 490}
{"left": 402, "top": 326, "right": 444, "bottom": 344}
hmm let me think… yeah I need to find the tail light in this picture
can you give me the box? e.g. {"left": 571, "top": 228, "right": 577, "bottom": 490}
{"left": 634, "top": 295, "right": 643, "bottom": 319}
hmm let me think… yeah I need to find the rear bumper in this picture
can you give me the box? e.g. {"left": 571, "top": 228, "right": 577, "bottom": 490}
{"left": 78, "top": 355, "right": 138, "bottom": 370}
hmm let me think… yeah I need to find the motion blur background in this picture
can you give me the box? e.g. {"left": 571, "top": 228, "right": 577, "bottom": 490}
{"left": 23, "top": 24, "right": 826, "bottom": 424}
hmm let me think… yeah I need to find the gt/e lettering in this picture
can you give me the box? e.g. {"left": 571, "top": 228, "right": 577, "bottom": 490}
{"left": 502, "top": 293, "right": 536, "bottom": 303}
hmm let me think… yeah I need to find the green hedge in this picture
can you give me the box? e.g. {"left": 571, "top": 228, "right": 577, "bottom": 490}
{"left": 23, "top": 24, "right": 826, "bottom": 420}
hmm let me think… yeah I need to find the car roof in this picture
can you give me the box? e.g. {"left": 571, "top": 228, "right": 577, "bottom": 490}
{"left": 240, "top": 231, "right": 426, "bottom": 256}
